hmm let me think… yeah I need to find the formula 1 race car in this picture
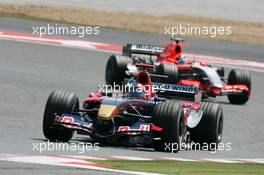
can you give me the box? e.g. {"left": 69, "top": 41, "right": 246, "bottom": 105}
{"left": 43, "top": 66, "right": 223, "bottom": 152}
{"left": 105, "top": 38, "right": 251, "bottom": 104}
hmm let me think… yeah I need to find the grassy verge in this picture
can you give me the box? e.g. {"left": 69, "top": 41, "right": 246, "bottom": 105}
{"left": 0, "top": 4, "right": 264, "bottom": 45}
{"left": 90, "top": 160, "right": 264, "bottom": 175}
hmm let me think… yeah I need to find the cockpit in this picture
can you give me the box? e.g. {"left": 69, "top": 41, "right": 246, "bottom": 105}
{"left": 127, "top": 91, "right": 146, "bottom": 100}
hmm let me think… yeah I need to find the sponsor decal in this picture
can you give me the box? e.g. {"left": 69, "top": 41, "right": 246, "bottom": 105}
{"left": 125, "top": 80, "right": 199, "bottom": 94}
{"left": 118, "top": 124, "right": 151, "bottom": 132}
{"left": 57, "top": 115, "right": 92, "bottom": 132}
{"left": 153, "top": 82, "right": 199, "bottom": 94}
{"left": 131, "top": 44, "right": 164, "bottom": 53}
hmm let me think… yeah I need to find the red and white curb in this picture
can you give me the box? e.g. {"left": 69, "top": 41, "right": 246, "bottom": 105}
{"left": 0, "top": 154, "right": 164, "bottom": 175}
{"left": 0, "top": 30, "right": 264, "bottom": 72}
{"left": 69, "top": 155, "right": 264, "bottom": 164}
{"left": 0, "top": 154, "right": 263, "bottom": 175}
{"left": 0, "top": 154, "right": 264, "bottom": 164}
{"left": 0, "top": 30, "right": 122, "bottom": 54}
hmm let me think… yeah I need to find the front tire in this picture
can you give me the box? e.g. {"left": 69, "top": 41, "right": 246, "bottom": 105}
{"left": 152, "top": 101, "right": 186, "bottom": 152}
{"left": 43, "top": 90, "right": 79, "bottom": 142}
{"left": 227, "top": 69, "right": 251, "bottom": 104}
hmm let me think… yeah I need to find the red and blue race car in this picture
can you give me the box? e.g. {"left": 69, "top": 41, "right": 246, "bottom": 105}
{"left": 43, "top": 66, "right": 223, "bottom": 152}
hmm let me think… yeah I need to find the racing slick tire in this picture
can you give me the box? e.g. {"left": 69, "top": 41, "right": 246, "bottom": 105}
{"left": 190, "top": 102, "right": 223, "bottom": 150}
{"left": 157, "top": 63, "right": 179, "bottom": 83}
{"left": 105, "top": 55, "right": 131, "bottom": 86}
{"left": 43, "top": 90, "right": 79, "bottom": 142}
{"left": 152, "top": 101, "right": 186, "bottom": 152}
{"left": 227, "top": 69, "right": 251, "bottom": 104}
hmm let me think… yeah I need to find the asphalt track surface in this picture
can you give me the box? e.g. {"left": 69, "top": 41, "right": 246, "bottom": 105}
{"left": 0, "top": 161, "right": 117, "bottom": 175}
{"left": 1, "top": 0, "right": 264, "bottom": 22}
{"left": 0, "top": 17, "right": 264, "bottom": 174}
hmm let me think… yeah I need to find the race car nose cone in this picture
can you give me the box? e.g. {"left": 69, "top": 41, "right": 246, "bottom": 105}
{"left": 98, "top": 104, "right": 117, "bottom": 119}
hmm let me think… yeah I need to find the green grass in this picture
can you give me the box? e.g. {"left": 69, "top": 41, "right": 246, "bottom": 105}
{"left": 90, "top": 160, "right": 264, "bottom": 175}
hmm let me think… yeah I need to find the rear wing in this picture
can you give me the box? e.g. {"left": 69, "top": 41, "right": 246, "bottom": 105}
{"left": 123, "top": 44, "right": 165, "bottom": 57}
{"left": 152, "top": 82, "right": 199, "bottom": 94}
{"left": 126, "top": 79, "right": 200, "bottom": 100}
{"left": 155, "top": 82, "right": 201, "bottom": 100}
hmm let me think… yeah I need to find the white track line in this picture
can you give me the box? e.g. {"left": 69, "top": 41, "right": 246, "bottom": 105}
{"left": 158, "top": 157, "right": 198, "bottom": 162}
{"left": 200, "top": 159, "right": 243, "bottom": 164}
{"left": 233, "top": 159, "right": 264, "bottom": 164}
{"left": 64, "top": 155, "right": 107, "bottom": 160}
{"left": 108, "top": 156, "right": 153, "bottom": 161}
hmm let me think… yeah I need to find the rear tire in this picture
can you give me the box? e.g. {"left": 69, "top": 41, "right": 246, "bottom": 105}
{"left": 43, "top": 90, "right": 79, "bottom": 142}
{"left": 157, "top": 63, "right": 179, "bottom": 83}
{"left": 152, "top": 101, "right": 186, "bottom": 152}
{"left": 190, "top": 102, "right": 223, "bottom": 150}
{"left": 227, "top": 69, "right": 251, "bottom": 104}
{"left": 105, "top": 55, "right": 131, "bottom": 86}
